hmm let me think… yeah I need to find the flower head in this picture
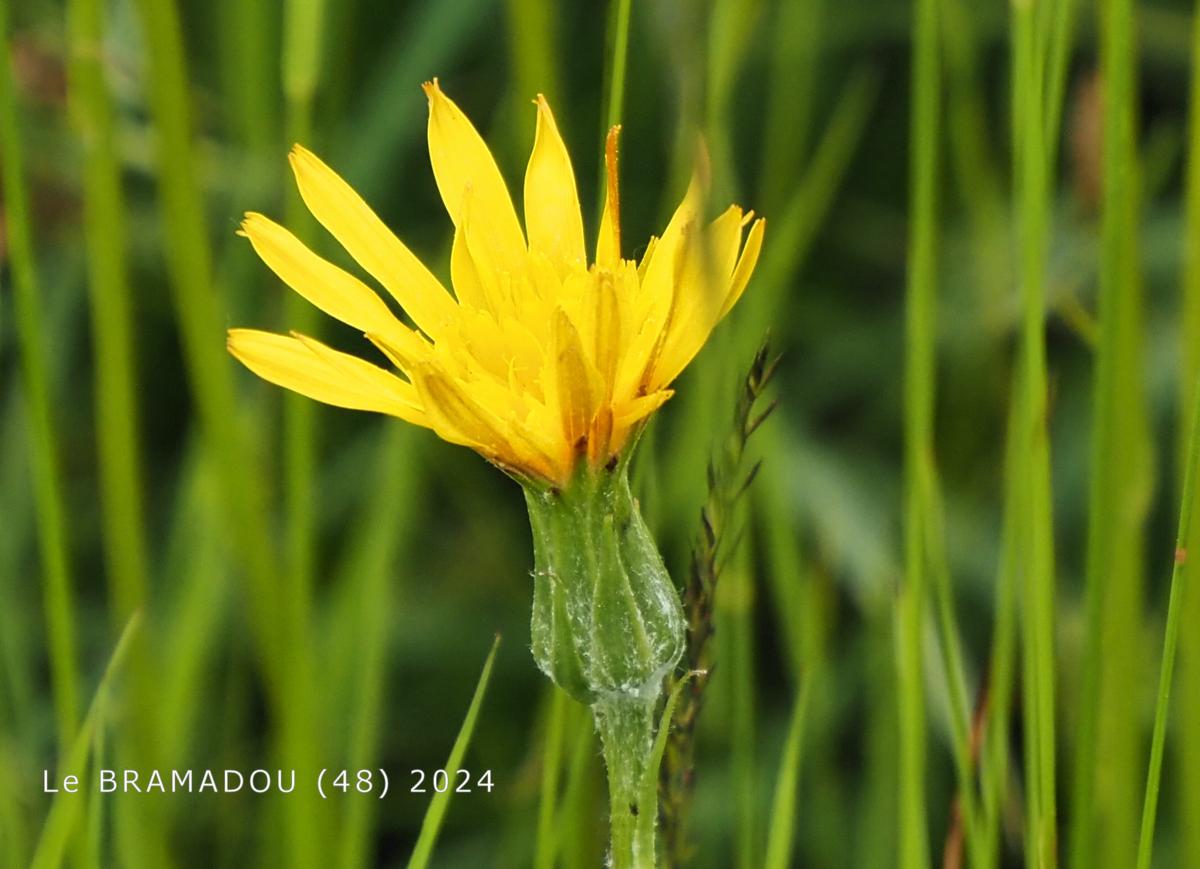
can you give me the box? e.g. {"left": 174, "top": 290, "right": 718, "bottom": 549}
{"left": 228, "top": 80, "right": 764, "bottom": 486}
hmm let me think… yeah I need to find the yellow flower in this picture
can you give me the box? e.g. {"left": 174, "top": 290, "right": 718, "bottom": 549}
{"left": 227, "top": 80, "right": 764, "bottom": 486}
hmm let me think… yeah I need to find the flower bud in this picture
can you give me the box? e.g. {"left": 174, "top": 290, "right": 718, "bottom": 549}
{"left": 524, "top": 465, "right": 685, "bottom": 705}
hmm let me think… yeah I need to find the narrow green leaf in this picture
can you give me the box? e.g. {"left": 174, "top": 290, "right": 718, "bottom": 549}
{"left": 898, "top": 0, "right": 940, "bottom": 862}
{"left": 30, "top": 614, "right": 141, "bottom": 869}
{"left": 535, "top": 686, "right": 571, "bottom": 869}
{"left": 407, "top": 635, "right": 502, "bottom": 869}
{"left": 1135, "top": 379, "right": 1200, "bottom": 868}
{"left": 764, "top": 680, "right": 811, "bottom": 869}
{"left": 0, "top": 0, "right": 80, "bottom": 754}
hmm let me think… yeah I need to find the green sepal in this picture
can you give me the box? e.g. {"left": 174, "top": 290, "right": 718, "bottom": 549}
{"left": 524, "top": 462, "right": 684, "bottom": 705}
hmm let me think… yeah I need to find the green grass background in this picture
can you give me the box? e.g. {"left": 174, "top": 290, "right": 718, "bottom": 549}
{"left": 2, "top": 0, "right": 1199, "bottom": 866}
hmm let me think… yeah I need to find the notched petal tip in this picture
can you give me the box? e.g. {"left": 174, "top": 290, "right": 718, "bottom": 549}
{"left": 287, "top": 143, "right": 319, "bottom": 174}
{"left": 240, "top": 211, "right": 267, "bottom": 230}
{"left": 236, "top": 211, "right": 267, "bottom": 238}
{"left": 421, "top": 77, "right": 443, "bottom": 102}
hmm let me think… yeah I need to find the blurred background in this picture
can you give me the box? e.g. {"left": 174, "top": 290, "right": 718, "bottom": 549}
{"left": 2, "top": 0, "right": 1200, "bottom": 866}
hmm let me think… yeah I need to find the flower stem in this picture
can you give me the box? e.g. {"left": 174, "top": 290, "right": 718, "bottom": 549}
{"left": 594, "top": 695, "right": 658, "bottom": 869}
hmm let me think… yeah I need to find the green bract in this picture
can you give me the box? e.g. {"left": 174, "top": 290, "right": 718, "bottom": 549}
{"left": 524, "top": 463, "right": 685, "bottom": 706}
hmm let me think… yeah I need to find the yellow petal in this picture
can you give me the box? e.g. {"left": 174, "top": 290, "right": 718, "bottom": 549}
{"left": 636, "top": 172, "right": 704, "bottom": 324}
{"left": 450, "top": 215, "right": 490, "bottom": 312}
{"left": 637, "top": 235, "right": 659, "bottom": 282}
{"left": 411, "top": 363, "right": 503, "bottom": 449}
{"left": 651, "top": 206, "right": 747, "bottom": 387}
{"left": 413, "top": 363, "right": 560, "bottom": 480}
{"left": 227, "top": 329, "right": 427, "bottom": 424}
{"left": 288, "top": 145, "right": 458, "bottom": 340}
{"left": 524, "top": 95, "right": 585, "bottom": 275}
{"left": 423, "top": 79, "right": 526, "bottom": 272}
{"left": 549, "top": 308, "right": 599, "bottom": 450}
{"left": 614, "top": 389, "right": 673, "bottom": 430}
{"left": 595, "top": 125, "right": 622, "bottom": 269}
{"left": 615, "top": 214, "right": 696, "bottom": 398}
{"left": 590, "top": 271, "right": 622, "bottom": 401}
{"left": 717, "top": 216, "right": 765, "bottom": 320}
{"left": 239, "top": 212, "right": 426, "bottom": 359}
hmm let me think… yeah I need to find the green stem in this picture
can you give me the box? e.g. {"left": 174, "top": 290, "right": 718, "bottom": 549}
{"left": 67, "top": 0, "right": 149, "bottom": 629}
{"left": 0, "top": 0, "right": 80, "bottom": 754}
{"left": 1013, "top": 1, "right": 1059, "bottom": 864}
{"left": 595, "top": 695, "right": 658, "bottom": 869}
{"left": 1135, "top": 380, "right": 1200, "bottom": 869}
{"left": 604, "top": 0, "right": 632, "bottom": 132}
{"left": 899, "top": 0, "right": 939, "bottom": 863}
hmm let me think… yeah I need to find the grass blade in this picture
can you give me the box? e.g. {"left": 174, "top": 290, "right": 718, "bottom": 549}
{"left": 0, "top": 0, "right": 81, "bottom": 753}
{"left": 1071, "top": 0, "right": 1150, "bottom": 864}
{"left": 1179, "top": 3, "right": 1200, "bottom": 866}
{"left": 67, "top": 0, "right": 149, "bottom": 630}
{"left": 29, "top": 614, "right": 141, "bottom": 869}
{"left": 1012, "top": 0, "right": 1060, "bottom": 862}
{"left": 764, "top": 679, "right": 811, "bottom": 869}
{"left": 535, "top": 686, "right": 570, "bottom": 869}
{"left": 406, "top": 634, "right": 502, "bottom": 869}
{"left": 602, "top": 0, "right": 632, "bottom": 132}
{"left": 898, "top": 0, "right": 940, "bottom": 863}
{"left": 131, "top": 0, "right": 281, "bottom": 671}
{"left": 336, "top": 427, "right": 423, "bottom": 869}
{"left": 1135, "top": 380, "right": 1200, "bottom": 868}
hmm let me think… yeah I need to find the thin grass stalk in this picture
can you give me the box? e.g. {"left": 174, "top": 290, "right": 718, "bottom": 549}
{"left": 705, "top": 0, "right": 763, "bottom": 201}
{"left": 154, "top": 444, "right": 229, "bottom": 762}
{"left": 84, "top": 703, "right": 106, "bottom": 869}
{"left": 29, "top": 614, "right": 140, "bottom": 869}
{"left": 1012, "top": 2, "right": 1059, "bottom": 864}
{"left": 218, "top": 0, "right": 277, "bottom": 158}
{"left": 337, "top": 427, "right": 421, "bottom": 869}
{"left": 535, "top": 686, "right": 571, "bottom": 869}
{"left": 131, "top": 0, "right": 282, "bottom": 721}
{"left": 64, "top": 5, "right": 164, "bottom": 863}
{"left": 659, "top": 344, "right": 777, "bottom": 864}
{"left": 1183, "top": 0, "right": 1200, "bottom": 449}
{"left": 1135, "top": 380, "right": 1200, "bottom": 868}
{"left": 336, "top": 0, "right": 497, "bottom": 189}
{"left": 506, "top": 0, "right": 561, "bottom": 113}
{"left": 1177, "top": 5, "right": 1200, "bottom": 867}
{"left": 763, "top": 678, "right": 811, "bottom": 869}
{"left": 754, "top": 424, "right": 805, "bottom": 682}
{"left": 921, "top": 471, "right": 985, "bottom": 863}
{"left": 745, "top": 66, "right": 878, "bottom": 354}
{"left": 898, "top": 0, "right": 940, "bottom": 864}
{"left": 0, "top": 3, "right": 80, "bottom": 754}
{"left": 603, "top": 0, "right": 632, "bottom": 134}
{"left": 279, "top": 1, "right": 328, "bottom": 863}
{"left": 281, "top": 0, "right": 322, "bottom": 602}
{"left": 66, "top": 0, "right": 149, "bottom": 636}
{"left": 1042, "top": 0, "right": 1080, "bottom": 177}
{"left": 939, "top": 0, "right": 1008, "bottom": 319}
{"left": 726, "top": 554, "right": 757, "bottom": 868}
{"left": 125, "top": 30, "right": 277, "bottom": 861}
{"left": 978, "top": 390, "right": 1022, "bottom": 868}
{"left": 406, "top": 636, "right": 501, "bottom": 869}
{"left": 861, "top": 608, "right": 901, "bottom": 867}
{"left": 559, "top": 704, "right": 600, "bottom": 866}
{"left": 759, "top": 0, "right": 824, "bottom": 215}
{"left": 282, "top": 0, "right": 324, "bottom": 593}
{"left": 1071, "top": 0, "right": 1150, "bottom": 864}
